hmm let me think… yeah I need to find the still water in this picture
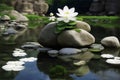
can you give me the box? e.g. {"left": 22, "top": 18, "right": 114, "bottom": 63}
{"left": 0, "top": 27, "right": 120, "bottom": 80}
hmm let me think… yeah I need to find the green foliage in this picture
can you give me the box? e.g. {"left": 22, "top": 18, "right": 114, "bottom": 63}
{"left": 78, "top": 16, "right": 120, "bottom": 28}
{"left": 25, "top": 14, "right": 50, "bottom": 28}
{"left": 0, "top": 4, "right": 13, "bottom": 12}
{"left": 74, "top": 28, "right": 81, "bottom": 32}
{"left": 25, "top": 15, "right": 120, "bottom": 29}
{"left": 0, "top": 4, "right": 15, "bottom": 20}
{"left": 55, "top": 21, "right": 77, "bottom": 33}
{"left": 45, "top": 0, "right": 53, "bottom": 5}
{"left": 89, "top": 48, "right": 102, "bottom": 53}
{"left": 49, "top": 65, "right": 68, "bottom": 78}
{"left": 0, "top": 13, "right": 16, "bottom": 20}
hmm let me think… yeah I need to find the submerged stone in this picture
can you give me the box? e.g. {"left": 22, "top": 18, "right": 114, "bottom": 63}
{"left": 4, "top": 27, "right": 18, "bottom": 34}
{"left": 90, "top": 43, "right": 104, "bottom": 51}
{"left": 48, "top": 50, "right": 59, "bottom": 57}
{"left": 74, "top": 65, "right": 90, "bottom": 76}
{"left": 77, "top": 52, "right": 94, "bottom": 62}
{"left": 73, "top": 60, "right": 86, "bottom": 66}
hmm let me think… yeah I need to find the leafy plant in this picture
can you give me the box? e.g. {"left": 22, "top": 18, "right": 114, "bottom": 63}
{"left": 49, "top": 65, "right": 68, "bottom": 78}
{"left": 49, "top": 6, "right": 80, "bottom": 33}
{"left": 25, "top": 14, "right": 50, "bottom": 28}
{"left": 0, "top": 4, "right": 13, "bottom": 12}
{"left": 78, "top": 16, "right": 120, "bottom": 28}
{"left": 55, "top": 21, "right": 80, "bottom": 33}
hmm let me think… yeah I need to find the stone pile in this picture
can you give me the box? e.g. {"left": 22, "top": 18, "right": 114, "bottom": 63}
{"left": 14, "top": 0, "right": 49, "bottom": 16}
{"left": 38, "top": 21, "right": 95, "bottom": 47}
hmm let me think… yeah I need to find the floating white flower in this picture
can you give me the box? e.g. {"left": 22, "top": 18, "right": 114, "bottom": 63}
{"left": 2, "top": 61, "right": 25, "bottom": 71}
{"left": 13, "top": 48, "right": 27, "bottom": 57}
{"left": 106, "top": 59, "right": 120, "bottom": 64}
{"left": 12, "top": 51, "right": 27, "bottom": 57}
{"left": 7, "top": 61, "right": 25, "bottom": 66}
{"left": 19, "top": 57, "right": 37, "bottom": 62}
{"left": 101, "top": 54, "right": 114, "bottom": 58}
{"left": 2, "top": 64, "right": 25, "bottom": 71}
{"left": 56, "top": 6, "right": 78, "bottom": 23}
{"left": 114, "top": 57, "right": 120, "bottom": 60}
{"left": 14, "top": 48, "right": 25, "bottom": 52}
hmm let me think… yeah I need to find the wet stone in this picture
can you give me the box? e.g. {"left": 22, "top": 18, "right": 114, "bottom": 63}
{"left": 59, "top": 48, "right": 81, "bottom": 55}
{"left": 21, "top": 42, "right": 43, "bottom": 49}
{"left": 48, "top": 50, "right": 59, "bottom": 57}
{"left": 90, "top": 43, "right": 104, "bottom": 51}
{"left": 37, "top": 47, "right": 52, "bottom": 53}
{"left": 73, "top": 60, "right": 86, "bottom": 66}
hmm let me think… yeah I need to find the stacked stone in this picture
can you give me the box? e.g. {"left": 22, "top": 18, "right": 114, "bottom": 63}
{"left": 14, "top": 0, "right": 49, "bottom": 16}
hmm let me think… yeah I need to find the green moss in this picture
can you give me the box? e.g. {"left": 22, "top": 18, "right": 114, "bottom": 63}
{"left": 49, "top": 65, "right": 68, "bottom": 78}
{"left": 25, "top": 14, "right": 50, "bottom": 28}
{"left": 0, "top": 4, "right": 13, "bottom": 12}
{"left": 25, "top": 15, "right": 120, "bottom": 29}
{"left": 77, "top": 16, "right": 120, "bottom": 28}
{"left": 89, "top": 48, "right": 102, "bottom": 53}
{"left": 0, "top": 4, "right": 15, "bottom": 20}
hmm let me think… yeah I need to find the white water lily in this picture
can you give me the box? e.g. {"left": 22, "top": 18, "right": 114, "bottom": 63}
{"left": 7, "top": 61, "right": 25, "bottom": 66}
{"left": 106, "top": 59, "right": 120, "bottom": 64}
{"left": 19, "top": 57, "right": 37, "bottom": 62}
{"left": 2, "top": 61, "right": 25, "bottom": 71}
{"left": 56, "top": 6, "right": 78, "bottom": 23}
{"left": 101, "top": 54, "right": 114, "bottom": 58}
{"left": 2, "top": 64, "right": 25, "bottom": 71}
{"left": 14, "top": 48, "right": 25, "bottom": 52}
{"left": 13, "top": 48, "right": 27, "bottom": 57}
{"left": 114, "top": 57, "right": 120, "bottom": 60}
{"left": 12, "top": 51, "right": 27, "bottom": 57}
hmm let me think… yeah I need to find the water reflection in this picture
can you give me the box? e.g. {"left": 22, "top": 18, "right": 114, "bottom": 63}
{"left": 70, "top": 72, "right": 101, "bottom": 80}
{"left": 0, "top": 39, "right": 120, "bottom": 80}
{"left": 96, "top": 69, "right": 120, "bottom": 80}
{"left": 37, "top": 48, "right": 120, "bottom": 80}
{"left": 14, "top": 61, "right": 50, "bottom": 80}
{"left": 101, "top": 48, "right": 120, "bottom": 56}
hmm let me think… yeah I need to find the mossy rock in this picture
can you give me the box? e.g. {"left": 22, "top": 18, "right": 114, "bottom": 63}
{"left": 89, "top": 48, "right": 102, "bottom": 53}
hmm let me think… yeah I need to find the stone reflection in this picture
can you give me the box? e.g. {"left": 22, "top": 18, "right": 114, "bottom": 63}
{"left": 14, "top": 61, "right": 50, "bottom": 80}
{"left": 37, "top": 51, "right": 95, "bottom": 80}
{"left": 101, "top": 48, "right": 120, "bottom": 57}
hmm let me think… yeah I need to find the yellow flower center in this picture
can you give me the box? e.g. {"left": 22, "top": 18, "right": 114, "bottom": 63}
{"left": 65, "top": 11, "right": 69, "bottom": 14}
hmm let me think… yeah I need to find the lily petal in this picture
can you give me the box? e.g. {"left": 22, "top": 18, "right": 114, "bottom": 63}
{"left": 70, "top": 8, "right": 75, "bottom": 13}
